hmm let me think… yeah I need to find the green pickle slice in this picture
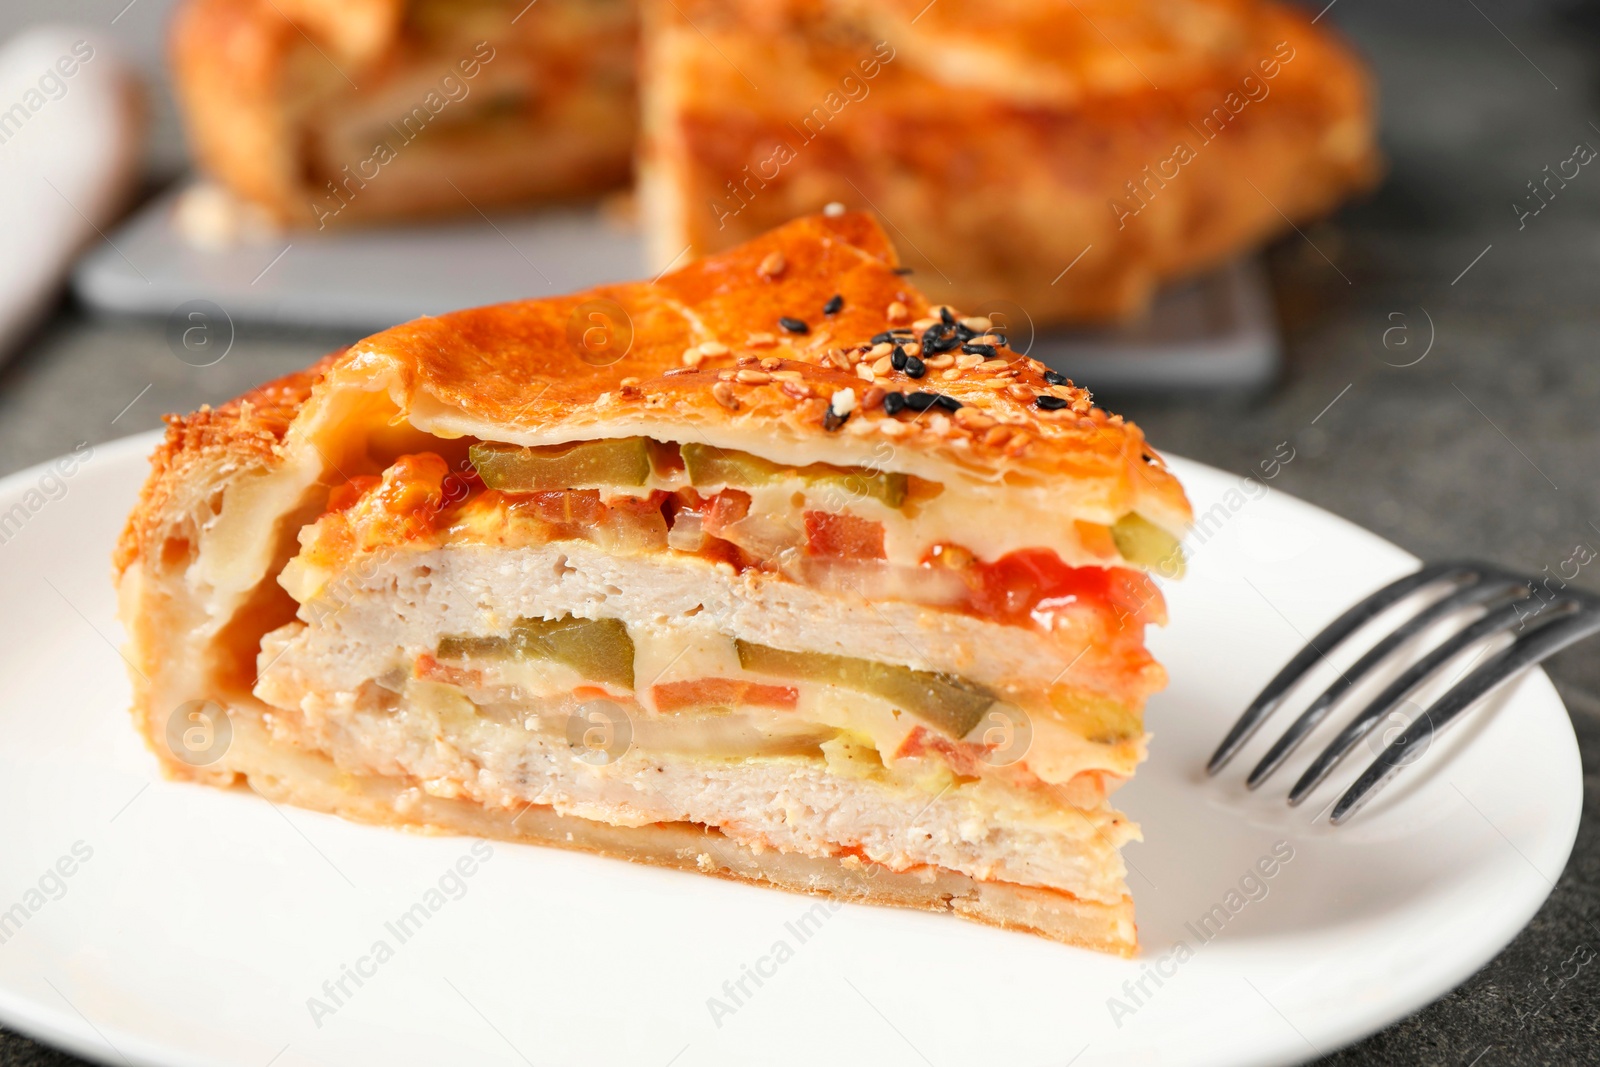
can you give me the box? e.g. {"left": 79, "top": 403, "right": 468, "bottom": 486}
{"left": 469, "top": 438, "right": 651, "bottom": 492}
{"left": 735, "top": 640, "right": 993, "bottom": 737}
{"left": 437, "top": 615, "right": 636, "bottom": 690}
{"left": 1110, "top": 512, "right": 1185, "bottom": 577}
{"left": 680, "top": 443, "right": 908, "bottom": 509}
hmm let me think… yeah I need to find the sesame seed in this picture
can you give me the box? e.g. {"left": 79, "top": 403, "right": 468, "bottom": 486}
{"left": 924, "top": 354, "right": 955, "bottom": 370}
{"left": 760, "top": 357, "right": 784, "bottom": 371}
{"left": 893, "top": 267, "right": 914, "bottom": 275}
{"left": 1036, "top": 395, "right": 1068, "bottom": 410}
{"left": 779, "top": 316, "right": 809, "bottom": 334}
{"left": 887, "top": 301, "right": 910, "bottom": 324}
{"left": 682, "top": 348, "right": 705, "bottom": 368}
{"left": 956, "top": 354, "right": 984, "bottom": 370}
{"left": 746, "top": 332, "right": 778, "bottom": 347}
{"left": 871, "top": 355, "right": 893, "bottom": 376}
{"left": 904, "top": 356, "right": 926, "bottom": 379}
{"left": 869, "top": 342, "right": 894, "bottom": 359}
{"left": 934, "top": 394, "right": 962, "bottom": 411}
{"left": 912, "top": 317, "right": 940, "bottom": 332}
{"left": 620, "top": 376, "right": 640, "bottom": 386}
{"left": 883, "top": 391, "right": 908, "bottom": 415}
{"left": 823, "top": 201, "right": 846, "bottom": 217}
{"left": 736, "top": 369, "right": 772, "bottom": 384}
{"left": 890, "top": 348, "right": 908, "bottom": 371}
{"left": 823, "top": 294, "right": 844, "bottom": 316}
{"left": 712, "top": 382, "right": 740, "bottom": 409}
{"left": 855, "top": 363, "right": 876, "bottom": 382}
{"left": 961, "top": 316, "right": 992, "bottom": 332}
{"left": 1043, "top": 370, "right": 1068, "bottom": 385}
{"left": 1006, "top": 384, "right": 1032, "bottom": 401}
{"left": 772, "top": 369, "right": 803, "bottom": 381}
{"left": 699, "top": 341, "right": 730, "bottom": 357}
{"left": 961, "top": 343, "right": 997, "bottom": 359}
{"left": 938, "top": 306, "right": 957, "bottom": 326}
{"left": 779, "top": 380, "right": 813, "bottom": 401}
{"left": 758, "top": 252, "right": 786, "bottom": 278}
{"left": 664, "top": 366, "right": 698, "bottom": 377}
{"left": 904, "top": 391, "right": 938, "bottom": 412}
{"left": 870, "top": 332, "right": 898, "bottom": 346}
{"left": 953, "top": 323, "right": 977, "bottom": 342}
{"left": 940, "top": 368, "right": 961, "bottom": 381}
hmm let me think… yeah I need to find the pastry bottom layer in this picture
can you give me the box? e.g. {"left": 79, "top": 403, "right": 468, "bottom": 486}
{"left": 180, "top": 705, "right": 1137, "bottom": 956}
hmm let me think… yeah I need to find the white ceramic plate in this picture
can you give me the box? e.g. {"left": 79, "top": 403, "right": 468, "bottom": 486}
{"left": 0, "top": 433, "right": 1579, "bottom": 1067}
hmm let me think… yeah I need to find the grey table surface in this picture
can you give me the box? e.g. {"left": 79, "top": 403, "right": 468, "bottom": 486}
{"left": 4, "top": 2, "right": 1600, "bottom": 1065}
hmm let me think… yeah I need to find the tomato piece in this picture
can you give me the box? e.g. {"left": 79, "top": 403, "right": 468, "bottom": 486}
{"left": 803, "top": 510, "right": 886, "bottom": 559}
{"left": 700, "top": 489, "right": 752, "bottom": 538}
{"left": 926, "top": 544, "right": 1166, "bottom": 626}
{"left": 651, "top": 678, "right": 800, "bottom": 712}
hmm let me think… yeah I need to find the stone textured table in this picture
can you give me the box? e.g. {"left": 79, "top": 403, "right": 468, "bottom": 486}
{"left": 2, "top": 2, "right": 1599, "bottom": 1064}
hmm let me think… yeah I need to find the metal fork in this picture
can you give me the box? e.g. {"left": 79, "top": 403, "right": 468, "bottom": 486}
{"left": 1207, "top": 561, "right": 1600, "bottom": 824}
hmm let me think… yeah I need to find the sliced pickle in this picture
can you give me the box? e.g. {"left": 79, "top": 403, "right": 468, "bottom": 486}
{"left": 436, "top": 615, "right": 636, "bottom": 690}
{"left": 436, "top": 634, "right": 512, "bottom": 659}
{"left": 511, "top": 616, "right": 635, "bottom": 690}
{"left": 734, "top": 640, "right": 992, "bottom": 737}
{"left": 1110, "top": 512, "right": 1185, "bottom": 577}
{"left": 1046, "top": 688, "right": 1142, "bottom": 744}
{"left": 680, "top": 443, "right": 908, "bottom": 509}
{"left": 469, "top": 438, "right": 651, "bottom": 492}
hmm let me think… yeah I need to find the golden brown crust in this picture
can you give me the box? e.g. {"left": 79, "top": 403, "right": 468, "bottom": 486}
{"left": 640, "top": 0, "right": 1378, "bottom": 323}
{"left": 113, "top": 353, "right": 338, "bottom": 575}
{"left": 356, "top": 211, "right": 1191, "bottom": 521}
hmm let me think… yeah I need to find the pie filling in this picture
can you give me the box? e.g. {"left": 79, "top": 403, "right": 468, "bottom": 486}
{"left": 255, "top": 435, "right": 1174, "bottom": 894}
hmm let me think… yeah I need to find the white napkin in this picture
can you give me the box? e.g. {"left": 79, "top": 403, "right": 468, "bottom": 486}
{"left": 0, "top": 25, "right": 142, "bottom": 359}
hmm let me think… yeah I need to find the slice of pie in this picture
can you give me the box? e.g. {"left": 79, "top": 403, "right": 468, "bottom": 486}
{"left": 639, "top": 0, "right": 1378, "bottom": 322}
{"left": 116, "top": 212, "right": 1191, "bottom": 953}
{"left": 171, "top": 0, "right": 637, "bottom": 228}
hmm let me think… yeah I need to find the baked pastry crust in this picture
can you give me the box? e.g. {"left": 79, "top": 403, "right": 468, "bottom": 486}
{"left": 639, "top": 0, "right": 1379, "bottom": 323}
{"left": 117, "top": 213, "right": 1185, "bottom": 953}
{"left": 170, "top": 0, "right": 637, "bottom": 227}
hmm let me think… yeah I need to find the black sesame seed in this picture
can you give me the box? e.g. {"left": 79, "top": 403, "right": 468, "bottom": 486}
{"left": 953, "top": 323, "right": 977, "bottom": 342}
{"left": 890, "top": 327, "right": 916, "bottom": 336}
{"left": 890, "top": 348, "right": 908, "bottom": 371}
{"left": 934, "top": 394, "right": 962, "bottom": 411}
{"left": 991, "top": 333, "right": 1009, "bottom": 347}
{"left": 904, "top": 391, "right": 938, "bottom": 412}
{"left": 925, "top": 335, "right": 959, "bottom": 355}
{"left": 822, "top": 294, "right": 844, "bottom": 316}
{"left": 779, "top": 316, "right": 809, "bottom": 334}
{"left": 961, "top": 343, "right": 997, "bottom": 359}
{"left": 883, "top": 391, "right": 908, "bottom": 415}
{"left": 870, "top": 331, "right": 898, "bottom": 345}
{"left": 939, "top": 307, "right": 956, "bottom": 326}
{"left": 893, "top": 267, "right": 915, "bottom": 275}
{"left": 1043, "top": 370, "right": 1068, "bottom": 386}
{"left": 1036, "top": 395, "right": 1068, "bottom": 410}
{"left": 823, "top": 407, "right": 849, "bottom": 431}
{"left": 921, "top": 323, "right": 947, "bottom": 346}
{"left": 904, "top": 356, "right": 926, "bottom": 379}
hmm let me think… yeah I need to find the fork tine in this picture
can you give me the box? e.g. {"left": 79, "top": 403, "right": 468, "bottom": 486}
{"left": 1206, "top": 562, "right": 1477, "bottom": 774}
{"left": 1245, "top": 576, "right": 1529, "bottom": 788}
{"left": 1287, "top": 601, "right": 1530, "bottom": 804}
{"left": 1330, "top": 599, "right": 1600, "bottom": 824}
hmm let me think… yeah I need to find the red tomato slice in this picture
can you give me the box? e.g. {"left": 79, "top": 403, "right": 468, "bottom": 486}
{"left": 803, "top": 510, "right": 887, "bottom": 559}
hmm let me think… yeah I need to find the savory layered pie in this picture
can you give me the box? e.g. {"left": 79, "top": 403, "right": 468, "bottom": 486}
{"left": 640, "top": 0, "right": 1378, "bottom": 322}
{"left": 171, "top": 0, "right": 637, "bottom": 227}
{"left": 116, "top": 213, "right": 1190, "bottom": 952}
